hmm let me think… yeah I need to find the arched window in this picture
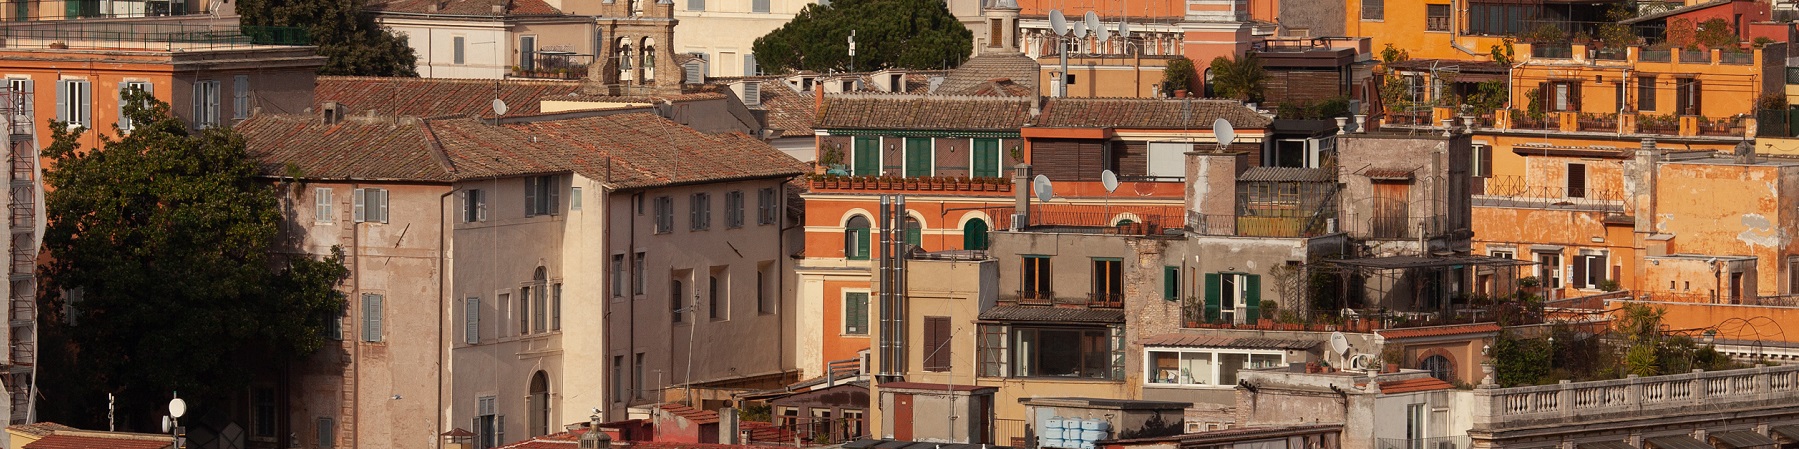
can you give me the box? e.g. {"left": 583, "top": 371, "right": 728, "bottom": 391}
{"left": 1202, "top": 68, "right": 1216, "bottom": 98}
{"left": 641, "top": 38, "right": 657, "bottom": 81}
{"left": 1421, "top": 355, "right": 1453, "bottom": 382}
{"left": 532, "top": 266, "right": 548, "bottom": 334}
{"left": 963, "top": 218, "right": 989, "bottom": 250}
{"left": 904, "top": 217, "right": 922, "bottom": 249}
{"left": 528, "top": 371, "right": 551, "bottom": 437}
{"left": 845, "top": 216, "right": 870, "bottom": 260}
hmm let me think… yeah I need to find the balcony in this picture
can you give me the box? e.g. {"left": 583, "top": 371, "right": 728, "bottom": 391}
{"left": 984, "top": 204, "right": 1186, "bottom": 235}
{"left": 1473, "top": 175, "right": 1623, "bottom": 212}
{"left": 808, "top": 175, "right": 1013, "bottom": 194}
{"left": 1472, "top": 364, "right": 1799, "bottom": 431}
{"left": 1005, "top": 290, "right": 1123, "bottom": 309}
{"left": 510, "top": 52, "right": 594, "bottom": 80}
{"left": 1188, "top": 213, "right": 1332, "bottom": 238}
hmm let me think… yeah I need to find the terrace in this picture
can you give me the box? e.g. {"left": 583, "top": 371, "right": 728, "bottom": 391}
{"left": 0, "top": 19, "right": 309, "bottom": 51}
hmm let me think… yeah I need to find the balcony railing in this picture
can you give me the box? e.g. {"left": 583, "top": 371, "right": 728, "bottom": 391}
{"left": 1680, "top": 49, "right": 1710, "bottom": 64}
{"left": 512, "top": 52, "right": 594, "bottom": 80}
{"left": 1473, "top": 364, "right": 1799, "bottom": 430}
{"left": 1721, "top": 51, "right": 1754, "bottom": 65}
{"left": 1641, "top": 49, "right": 1672, "bottom": 62}
{"left": 1337, "top": 213, "right": 1449, "bottom": 240}
{"left": 1531, "top": 44, "right": 1573, "bottom": 59}
{"left": 984, "top": 204, "right": 1186, "bottom": 234}
{"left": 1088, "top": 292, "right": 1123, "bottom": 308}
{"left": 1008, "top": 290, "right": 1124, "bottom": 308}
{"left": 0, "top": 23, "right": 310, "bottom": 50}
{"left": 1189, "top": 213, "right": 1331, "bottom": 238}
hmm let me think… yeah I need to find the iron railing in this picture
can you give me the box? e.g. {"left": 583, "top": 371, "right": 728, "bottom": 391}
{"left": 1680, "top": 49, "right": 1710, "bottom": 64}
{"left": 1721, "top": 51, "right": 1754, "bottom": 65}
{"left": 1641, "top": 49, "right": 1672, "bottom": 62}
{"left": 0, "top": 23, "right": 310, "bottom": 50}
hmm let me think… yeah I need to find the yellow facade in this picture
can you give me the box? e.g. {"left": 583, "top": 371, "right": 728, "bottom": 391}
{"left": 1345, "top": 0, "right": 1512, "bottom": 61}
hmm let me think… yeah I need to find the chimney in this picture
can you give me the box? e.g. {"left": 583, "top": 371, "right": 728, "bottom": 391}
{"left": 1734, "top": 139, "right": 1756, "bottom": 164}
{"left": 1012, "top": 164, "right": 1032, "bottom": 231}
{"left": 492, "top": 4, "right": 505, "bottom": 13}
{"left": 718, "top": 407, "right": 740, "bottom": 444}
{"left": 1184, "top": 149, "right": 1247, "bottom": 232}
{"left": 579, "top": 416, "right": 612, "bottom": 449}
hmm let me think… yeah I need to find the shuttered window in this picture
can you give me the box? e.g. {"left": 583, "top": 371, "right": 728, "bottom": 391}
{"left": 117, "top": 81, "right": 151, "bottom": 131}
{"left": 1163, "top": 266, "right": 1180, "bottom": 301}
{"left": 904, "top": 137, "right": 933, "bottom": 177}
{"left": 464, "top": 296, "right": 480, "bottom": 344}
{"left": 924, "top": 316, "right": 952, "bottom": 371}
{"left": 54, "top": 79, "right": 90, "bottom": 128}
{"left": 353, "top": 188, "right": 389, "bottom": 223}
{"left": 972, "top": 138, "right": 1000, "bottom": 178}
{"left": 362, "top": 293, "right": 384, "bottom": 342}
{"left": 853, "top": 136, "right": 881, "bottom": 176}
{"left": 843, "top": 292, "right": 868, "bottom": 335}
{"left": 233, "top": 75, "right": 250, "bottom": 120}
{"left": 192, "top": 80, "right": 220, "bottom": 127}
{"left": 314, "top": 188, "right": 333, "bottom": 223}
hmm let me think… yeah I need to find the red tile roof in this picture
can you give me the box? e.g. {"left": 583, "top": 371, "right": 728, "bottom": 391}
{"left": 238, "top": 115, "right": 455, "bottom": 182}
{"left": 497, "top": 428, "right": 585, "bottom": 449}
{"left": 23, "top": 433, "right": 172, "bottom": 449}
{"left": 1377, "top": 323, "right": 1501, "bottom": 340}
{"left": 314, "top": 77, "right": 726, "bottom": 120}
{"left": 936, "top": 53, "right": 1040, "bottom": 95}
{"left": 370, "top": 0, "right": 564, "bottom": 15}
{"left": 1035, "top": 97, "right": 1273, "bottom": 130}
{"left": 816, "top": 94, "right": 1034, "bottom": 131}
{"left": 1138, "top": 333, "right": 1320, "bottom": 350}
{"left": 756, "top": 81, "right": 815, "bottom": 137}
{"left": 7, "top": 422, "right": 76, "bottom": 438}
{"left": 1378, "top": 377, "right": 1456, "bottom": 394}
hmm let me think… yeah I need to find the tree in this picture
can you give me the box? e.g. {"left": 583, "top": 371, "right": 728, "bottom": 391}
{"left": 238, "top": 0, "right": 418, "bottom": 76}
{"left": 1162, "top": 56, "right": 1197, "bottom": 95}
{"left": 751, "top": 0, "right": 972, "bottom": 73}
{"left": 1208, "top": 51, "right": 1269, "bottom": 102}
{"left": 37, "top": 91, "right": 349, "bottom": 430}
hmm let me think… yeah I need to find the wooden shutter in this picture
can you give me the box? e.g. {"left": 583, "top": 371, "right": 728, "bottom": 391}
{"left": 924, "top": 317, "right": 951, "bottom": 371}
{"left": 118, "top": 84, "right": 131, "bottom": 131}
{"left": 54, "top": 80, "right": 66, "bottom": 123}
{"left": 1244, "top": 275, "right": 1261, "bottom": 321}
{"left": 1569, "top": 82, "right": 1582, "bottom": 112}
{"left": 364, "top": 293, "right": 383, "bottom": 342}
{"left": 525, "top": 177, "right": 539, "bottom": 216}
{"left": 1536, "top": 82, "right": 1549, "bottom": 114}
{"left": 1691, "top": 79, "right": 1703, "bottom": 116}
{"left": 854, "top": 136, "right": 879, "bottom": 176}
{"left": 353, "top": 188, "right": 366, "bottom": 222}
{"left": 972, "top": 138, "right": 999, "bottom": 178}
{"left": 856, "top": 228, "right": 870, "bottom": 259}
{"left": 78, "top": 80, "right": 90, "bottom": 126}
{"left": 465, "top": 296, "right": 480, "bottom": 344}
{"left": 377, "top": 189, "right": 389, "bottom": 223}
{"left": 1572, "top": 256, "right": 1588, "bottom": 288}
{"left": 1204, "top": 273, "right": 1222, "bottom": 323}
{"left": 905, "top": 137, "right": 932, "bottom": 177}
{"left": 548, "top": 177, "right": 559, "bottom": 215}
{"left": 1589, "top": 255, "right": 1606, "bottom": 285}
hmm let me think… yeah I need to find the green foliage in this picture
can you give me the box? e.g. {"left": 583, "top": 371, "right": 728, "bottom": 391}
{"left": 1694, "top": 18, "right": 1739, "bottom": 49}
{"left": 239, "top": 0, "right": 418, "bottom": 76}
{"left": 1524, "top": 87, "right": 1545, "bottom": 120}
{"left": 1492, "top": 331, "right": 1552, "bottom": 387}
{"left": 1207, "top": 51, "right": 1269, "bottom": 102}
{"left": 1595, "top": 7, "right": 1637, "bottom": 49}
{"left": 1519, "top": 23, "right": 1569, "bottom": 44}
{"left": 1464, "top": 80, "right": 1509, "bottom": 117}
{"left": 1162, "top": 57, "right": 1198, "bottom": 94}
{"left": 38, "top": 91, "right": 350, "bottom": 429}
{"left": 1754, "top": 36, "right": 1775, "bottom": 48}
{"left": 739, "top": 403, "right": 773, "bottom": 423}
{"left": 751, "top": 0, "right": 972, "bottom": 73}
{"left": 1379, "top": 44, "right": 1409, "bottom": 63}
{"left": 1760, "top": 92, "right": 1789, "bottom": 111}
{"left": 1488, "top": 38, "right": 1515, "bottom": 65}
{"left": 1275, "top": 97, "right": 1352, "bottom": 120}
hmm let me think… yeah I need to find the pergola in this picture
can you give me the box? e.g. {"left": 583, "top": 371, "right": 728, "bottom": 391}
{"left": 1327, "top": 254, "right": 1536, "bottom": 318}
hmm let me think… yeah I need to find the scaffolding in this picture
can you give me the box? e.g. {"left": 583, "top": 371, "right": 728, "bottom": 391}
{"left": 1, "top": 86, "right": 37, "bottom": 425}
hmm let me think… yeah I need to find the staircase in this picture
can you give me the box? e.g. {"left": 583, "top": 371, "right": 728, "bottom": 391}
{"left": 2, "top": 86, "right": 37, "bottom": 424}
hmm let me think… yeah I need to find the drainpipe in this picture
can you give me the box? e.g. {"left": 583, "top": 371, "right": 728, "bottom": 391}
{"left": 438, "top": 186, "right": 455, "bottom": 449}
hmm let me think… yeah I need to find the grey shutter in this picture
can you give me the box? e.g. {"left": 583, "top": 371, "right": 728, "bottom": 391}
{"left": 548, "top": 177, "right": 559, "bottom": 215}
{"left": 353, "top": 188, "right": 366, "bottom": 222}
{"left": 465, "top": 296, "right": 480, "bottom": 344}
{"left": 744, "top": 53, "right": 758, "bottom": 75}
{"left": 363, "top": 294, "right": 384, "bottom": 342}
{"left": 78, "top": 80, "right": 90, "bottom": 127}
{"left": 525, "top": 177, "right": 538, "bottom": 216}
{"left": 459, "top": 191, "right": 469, "bottom": 223}
{"left": 192, "top": 82, "right": 204, "bottom": 126}
{"left": 54, "top": 80, "right": 67, "bottom": 123}
{"left": 377, "top": 189, "right": 390, "bottom": 223}
{"left": 117, "top": 84, "right": 130, "bottom": 131}
{"left": 234, "top": 75, "right": 249, "bottom": 119}
{"left": 684, "top": 61, "right": 703, "bottom": 85}
{"left": 497, "top": 415, "right": 505, "bottom": 446}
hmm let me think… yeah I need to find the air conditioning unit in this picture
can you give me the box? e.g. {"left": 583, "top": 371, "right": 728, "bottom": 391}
{"left": 1010, "top": 213, "right": 1026, "bottom": 231}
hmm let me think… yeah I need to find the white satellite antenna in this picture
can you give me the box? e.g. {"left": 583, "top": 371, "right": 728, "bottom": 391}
{"left": 1100, "top": 169, "right": 1119, "bottom": 193}
{"left": 1032, "top": 174, "right": 1053, "bottom": 203}
{"left": 1086, "top": 12, "right": 1107, "bottom": 44}
{"left": 492, "top": 98, "right": 509, "bottom": 117}
{"left": 1213, "top": 117, "right": 1236, "bottom": 151}
{"left": 1049, "top": 10, "right": 1070, "bottom": 35}
{"left": 1329, "top": 331, "right": 1351, "bottom": 355}
{"left": 1071, "top": 20, "right": 1087, "bottom": 39}
{"left": 1117, "top": 21, "right": 1131, "bottom": 38}
{"left": 1084, "top": 11, "right": 1101, "bottom": 31}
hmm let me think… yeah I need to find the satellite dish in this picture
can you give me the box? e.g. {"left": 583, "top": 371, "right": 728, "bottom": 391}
{"left": 1100, "top": 170, "right": 1118, "bottom": 193}
{"left": 1213, "top": 117, "right": 1236, "bottom": 149}
{"left": 1084, "top": 11, "right": 1101, "bottom": 34}
{"left": 169, "top": 397, "right": 188, "bottom": 419}
{"left": 1049, "top": 10, "right": 1069, "bottom": 36}
{"left": 1032, "top": 174, "right": 1053, "bottom": 203}
{"left": 1118, "top": 21, "right": 1131, "bottom": 38}
{"left": 1329, "top": 332, "right": 1351, "bottom": 356}
{"left": 1072, "top": 20, "right": 1087, "bottom": 38}
{"left": 162, "top": 416, "right": 172, "bottom": 433}
{"left": 1348, "top": 353, "right": 1372, "bottom": 370}
{"left": 1095, "top": 22, "right": 1111, "bottom": 42}
{"left": 491, "top": 98, "right": 509, "bottom": 117}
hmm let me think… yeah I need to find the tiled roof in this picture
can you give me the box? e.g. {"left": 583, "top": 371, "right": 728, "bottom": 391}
{"left": 658, "top": 403, "right": 721, "bottom": 425}
{"left": 7, "top": 422, "right": 76, "bottom": 438}
{"left": 1138, "top": 333, "right": 1320, "bottom": 350}
{"left": 936, "top": 53, "right": 1039, "bottom": 95}
{"left": 1361, "top": 168, "right": 1415, "bottom": 180}
{"left": 240, "top": 113, "right": 804, "bottom": 188}
{"left": 496, "top": 428, "right": 583, "bottom": 449}
{"left": 23, "top": 434, "right": 171, "bottom": 449}
{"left": 370, "top": 0, "right": 564, "bottom": 16}
{"left": 1377, "top": 323, "right": 1501, "bottom": 340}
{"left": 1378, "top": 377, "right": 1455, "bottom": 394}
{"left": 969, "top": 78, "right": 1034, "bottom": 97}
{"left": 977, "top": 305, "right": 1125, "bottom": 323}
{"left": 758, "top": 81, "right": 815, "bottom": 137}
{"left": 817, "top": 94, "right": 1033, "bottom": 131}
{"left": 1035, "top": 98, "right": 1272, "bottom": 129}
{"left": 315, "top": 77, "right": 728, "bottom": 120}
{"left": 1238, "top": 167, "right": 1334, "bottom": 183}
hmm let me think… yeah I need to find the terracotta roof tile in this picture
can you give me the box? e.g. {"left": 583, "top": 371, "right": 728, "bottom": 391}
{"left": 238, "top": 115, "right": 456, "bottom": 182}
{"left": 936, "top": 53, "right": 1039, "bottom": 95}
{"left": 1378, "top": 377, "right": 1456, "bottom": 394}
{"left": 7, "top": 422, "right": 76, "bottom": 438}
{"left": 977, "top": 305, "right": 1124, "bottom": 323}
{"left": 757, "top": 81, "right": 815, "bottom": 137}
{"left": 501, "top": 114, "right": 807, "bottom": 188}
{"left": 314, "top": 77, "right": 726, "bottom": 120}
{"left": 1035, "top": 98, "right": 1272, "bottom": 129}
{"left": 23, "top": 434, "right": 171, "bottom": 449}
{"left": 370, "top": 0, "right": 564, "bottom": 15}
{"left": 658, "top": 403, "right": 721, "bottom": 425}
{"left": 817, "top": 94, "right": 1033, "bottom": 131}
{"left": 1377, "top": 323, "right": 1501, "bottom": 340}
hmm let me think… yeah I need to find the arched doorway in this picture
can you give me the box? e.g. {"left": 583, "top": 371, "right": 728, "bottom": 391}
{"left": 963, "top": 218, "right": 989, "bottom": 250}
{"left": 1421, "top": 355, "right": 1452, "bottom": 382}
{"left": 529, "top": 371, "right": 551, "bottom": 437}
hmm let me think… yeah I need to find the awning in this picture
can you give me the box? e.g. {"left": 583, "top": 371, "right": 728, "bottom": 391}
{"left": 1711, "top": 430, "right": 1779, "bottom": 449}
{"left": 1771, "top": 425, "right": 1799, "bottom": 442}
{"left": 1646, "top": 436, "right": 1715, "bottom": 449}
{"left": 1576, "top": 441, "right": 1637, "bottom": 449}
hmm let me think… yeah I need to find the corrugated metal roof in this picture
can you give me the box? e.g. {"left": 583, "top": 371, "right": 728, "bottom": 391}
{"left": 1770, "top": 425, "right": 1799, "bottom": 442}
{"left": 1137, "top": 333, "right": 1319, "bottom": 350}
{"left": 1648, "top": 436, "right": 1716, "bottom": 449}
{"left": 1712, "top": 431, "right": 1778, "bottom": 449}
{"left": 1238, "top": 167, "right": 1334, "bottom": 183}
{"left": 977, "top": 305, "right": 1125, "bottom": 323}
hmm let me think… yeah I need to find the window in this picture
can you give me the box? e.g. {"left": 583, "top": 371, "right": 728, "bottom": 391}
{"left": 476, "top": 396, "right": 500, "bottom": 449}
{"left": 1362, "top": 0, "right": 1383, "bottom": 20}
{"left": 1163, "top": 266, "right": 1180, "bottom": 301}
{"left": 570, "top": 186, "right": 582, "bottom": 211}
{"left": 757, "top": 187, "right": 778, "bottom": 225}
{"left": 1637, "top": 76, "right": 1657, "bottom": 112}
{"left": 904, "top": 137, "right": 933, "bottom": 177}
{"left": 1566, "top": 163, "right": 1586, "bottom": 198}
{"left": 725, "top": 190, "right": 744, "bottom": 228}
{"left": 653, "top": 196, "right": 674, "bottom": 233}
{"left": 1405, "top": 403, "right": 1427, "bottom": 444}
{"left": 353, "top": 188, "right": 389, "bottom": 224}
{"left": 1092, "top": 258, "right": 1122, "bottom": 305}
{"left": 531, "top": 269, "right": 548, "bottom": 334}
{"left": 1203, "top": 273, "right": 1260, "bottom": 324}
{"left": 1426, "top": 4, "right": 1449, "bottom": 30}
{"left": 757, "top": 263, "right": 774, "bottom": 314}
{"left": 317, "top": 417, "right": 335, "bottom": 448}
{"left": 362, "top": 293, "right": 384, "bottom": 342}
{"left": 525, "top": 175, "right": 558, "bottom": 216}
{"left": 978, "top": 325, "right": 1008, "bottom": 377}
{"left": 328, "top": 303, "right": 344, "bottom": 341}
{"left": 452, "top": 36, "right": 467, "bottom": 65}
{"left": 54, "top": 79, "right": 91, "bottom": 128}
{"left": 904, "top": 217, "right": 921, "bottom": 248}
{"left": 520, "top": 35, "right": 537, "bottom": 72}
{"left": 1022, "top": 256, "right": 1052, "bottom": 299}
{"left": 315, "top": 188, "right": 334, "bottom": 223}
{"left": 633, "top": 353, "right": 645, "bottom": 399}
{"left": 117, "top": 81, "right": 151, "bottom": 132}
{"left": 1421, "top": 355, "right": 1452, "bottom": 382}
{"left": 192, "top": 80, "right": 220, "bottom": 127}
{"left": 671, "top": 278, "right": 686, "bottom": 323}
{"left": 252, "top": 386, "right": 277, "bottom": 438}
{"left": 1490, "top": 249, "right": 1513, "bottom": 259}
{"left": 1010, "top": 326, "right": 1119, "bottom": 379}
{"left": 233, "top": 75, "right": 250, "bottom": 120}
{"left": 853, "top": 136, "right": 880, "bottom": 176}
{"left": 1614, "top": 81, "right": 1626, "bottom": 112}
{"left": 551, "top": 283, "right": 562, "bottom": 331}
{"left": 1471, "top": 144, "right": 1492, "bottom": 179}
{"left": 1145, "top": 349, "right": 1283, "bottom": 386}
{"left": 497, "top": 293, "right": 511, "bottom": 335}
{"left": 1536, "top": 251, "right": 1562, "bottom": 289}
{"left": 1675, "top": 78, "right": 1701, "bottom": 115}
{"left": 1543, "top": 81, "right": 1579, "bottom": 112}
{"left": 1572, "top": 252, "right": 1607, "bottom": 289}
{"left": 752, "top": 0, "right": 768, "bottom": 12}
{"left": 687, "top": 0, "right": 702, "bottom": 11}
{"left": 633, "top": 252, "right": 646, "bottom": 295}
{"left": 612, "top": 355, "right": 626, "bottom": 402}
{"left": 689, "top": 192, "right": 711, "bottom": 231}
{"left": 963, "top": 218, "right": 989, "bottom": 250}
{"left": 464, "top": 296, "right": 480, "bottom": 344}
{"left": 845, "top": 216, "right": 871, "bottom": 260}
{"left": 464, "top": 189, "right": 487, "bottom": 222}
{"left": 708, "top": 271, "right": 724, "bottom": 320}
{"left": 972, "top": 138, "right": 1000, "bottom": 178}
{"left": 612, "top": 254, "right": 626, "bottom": 299}
{"left": 843, "top": 292, "right": 868, "bottom": 335}
{"left": 924, "top": 316, "right": 952, "bottom": 372}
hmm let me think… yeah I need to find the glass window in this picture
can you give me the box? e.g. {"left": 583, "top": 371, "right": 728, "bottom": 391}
{"left": 845, "top": 216, "right": 871, "bottom": 260}
{"left": 1146, "top": 349, "right": 1282, "bottom": 387}
{"left": 844, "top": 292, "right": 868, "bottom": 334}
{"left": 1012, "top": 327, "right": 1114, "bottom": 379}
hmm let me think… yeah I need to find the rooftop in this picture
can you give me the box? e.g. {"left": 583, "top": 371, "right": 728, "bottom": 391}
{"left": 315, "top": 76, "right": 728, "bottom": 120}
{"left": 934, "top": 52, "right": 1040, "bottom": 96}
{"left": 1034, "top": 97, "right": 1273, "bottom": 130}
{"left": 0, "top": 16, "right": 311, "bottom": 51}
{"left": 816, "top": 94, "right": 1034, "bottom": 131}
{"left": 370, "top": 0, "right": 566, "bottom": 16}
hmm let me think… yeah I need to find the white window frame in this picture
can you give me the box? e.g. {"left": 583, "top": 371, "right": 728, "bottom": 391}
{"left": 570, "top": 186, "right": 583, "bottom": 211}
{"left": 57, "top": 78, "right": 91, "bottom": 128}
{"left": 464, "top": 188, "right": 487, "bottom": 223}
{"left": 192, "top": 80, "right": 220, "bottom": 128}
{"left": 1535, "top": 251, "right": 1563, "bottom": 289}
{"left": 314, "top": 188, "right": 334, "bottom": 223}
{"left": 1143, "top": 347, "right": 1286, "bottom": 389}
{"left": 118, "top": 81, "right": 152, "bottom": 132}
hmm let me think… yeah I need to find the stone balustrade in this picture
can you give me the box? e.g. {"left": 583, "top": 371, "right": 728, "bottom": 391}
{"left": 1472, "top": 364, "right": 1799, "bottom": 431}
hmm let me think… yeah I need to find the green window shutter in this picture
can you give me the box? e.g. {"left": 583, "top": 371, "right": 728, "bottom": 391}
{"left": 962, "top": 219, "right": 988, "bottom": 250}
{"left": 854, "top": 136, "right": 880, "bottom": 176}
{"left": 855, "top": 229, "right": 870, "bottom": 260}
{"left": 972, "top": 138, "right": 999, "bottom": 178}
{"left": 905, "top": 137, "right": 932, "bottom": 177}
{"left": 1204, "top": 273, "right": 1222, "bottom": 323}
{"left": 845, "top": 292, "right": 868, "bottom": 334}
{"left": 1244, "top": 274, "right": 1261, "bottom": 321}
{"left": 905, "top": 223, "right": 920, "bottom": 247}
{"left": 1163, "top": 266, "right": 1179, "bottom": 301}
